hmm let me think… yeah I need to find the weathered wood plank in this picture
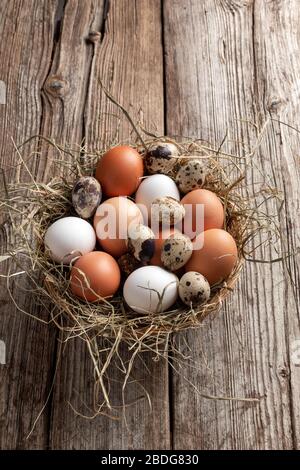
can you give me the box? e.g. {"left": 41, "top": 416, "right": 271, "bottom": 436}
{"left": 49, "top": 0, "right": 169, "bottom": 450}
{"left": 38, "top": 0, "right": 105, "bottom": 178}
{"left": 3, "top": 0, "right": 299, "bottom": 451}
{"left": 31, "top": 0, "right": 106, "bottom": 449}
{"left": 164, "top": 0, "right": 300, "bottom": 450}
{"left": 1, "top": 0, "right": 106, "bottom": 449}
{"left": 0, "top": 0, "right": 60, "bottom": 449}
{"left": 253, "top": 0, "right": 300, "bottom": 448}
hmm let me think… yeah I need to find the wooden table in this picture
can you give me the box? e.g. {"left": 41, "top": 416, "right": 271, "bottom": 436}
{"left": 1, "top": 0, "right": 300, "bottom": 450}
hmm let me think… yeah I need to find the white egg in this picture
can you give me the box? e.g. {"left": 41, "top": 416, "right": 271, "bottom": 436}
{"left": 123, "top": 265, "right": 178, "bottom": 314}
{"left": 135, "top": 174, "right": 180, "bottom": 222}
{"left": 44, "top": 216, "right": 96, "bottom": 264}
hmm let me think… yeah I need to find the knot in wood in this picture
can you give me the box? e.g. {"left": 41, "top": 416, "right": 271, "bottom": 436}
{"left": 87, "top": 31, "right": 101, "bottom": 43}
{"left": 45, "top": 75, "right": 69, "bottom": 98}
{"left": 267, "top": 97, "right": 285, "bottom": 113}
{"left": 278, "top": 367, "right": 290, "bottom": 379}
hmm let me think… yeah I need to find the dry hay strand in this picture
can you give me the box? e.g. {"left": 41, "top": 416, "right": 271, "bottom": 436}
{"left": 0, "top": 123, "right": 281, "bottom": 421}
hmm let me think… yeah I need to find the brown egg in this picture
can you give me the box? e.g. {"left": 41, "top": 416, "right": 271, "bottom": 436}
{"left": 70, "top": 251, "right": 121, "bottom": 302}
{"left": 150, "top": 227, "right": 180, "bottom": 267}
{"left": 95, "top": 145, "right": 144, "bottom": 197}
{"left": 181, "top": 189, "right": 224, "bottom": 239}
{"left": 93, "top": 197, "right": 143, "bottom": 258}
{"left": 185, "top": 229, "right": 238, "bottom": 285}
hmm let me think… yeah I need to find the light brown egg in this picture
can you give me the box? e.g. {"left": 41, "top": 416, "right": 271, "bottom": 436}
{"left": 70, "top": 251, "right": 121, "bottom": 302}
{"left": 93, "top": 197, "right": 143, "bottom": 258}
{"left": 181, "top": 189, "right": 224, "bottom": 239}
{"left": 185, "top": 229, "right": 238, "bottom": 285}
{"left": 95, "top": 145, "right": 143, "bottom": 197}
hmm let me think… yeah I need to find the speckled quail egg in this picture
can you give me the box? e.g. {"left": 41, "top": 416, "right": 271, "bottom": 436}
{"left": 118, "top": 253, "right": 141, "bottom": 277}
{"left": 72, "top": 176, "right": 102, "bottom": 219}
{"left": 151, "top": 196, "right": 185, "bottom": 226}
{"left": 161, "top": 233, "right": 193, "bottom": 271}
{"left": 179, "top": 271, "right": 210, "bottom": 306}
{"left": 127, "top": 223, "right": 155, "bottom": 262}
{"left": 175, "top": 159, "right": 206, "bottom": 194}
{"left": 145, "top": 142, "right": 179, "bottom": 175}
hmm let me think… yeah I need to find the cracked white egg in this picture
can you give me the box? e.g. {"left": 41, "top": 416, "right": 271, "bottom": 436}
{"left": 123, "top": 265, "right": 178, "bottom": 314}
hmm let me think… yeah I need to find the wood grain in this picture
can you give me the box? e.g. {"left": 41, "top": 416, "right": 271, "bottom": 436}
{"left": 0, "top": 0, "right": 106, "bottom": 449}
{"left": 164, "top": 0, "right": 300, "bottom": 450}
{"left": 49, "top": 0, "right": 169, "bottom": 450}
{"left": 1, "top": 0, "right": 300, "bottom": 450}
{"left": 0, "top": 0, "right": 59, "bottom": 449}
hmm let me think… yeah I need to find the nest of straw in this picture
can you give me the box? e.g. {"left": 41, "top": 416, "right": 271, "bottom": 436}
{"left": 1, "top": 125, "right": 278, "bottom": 415}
